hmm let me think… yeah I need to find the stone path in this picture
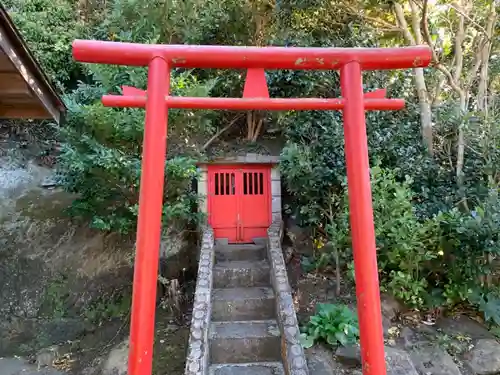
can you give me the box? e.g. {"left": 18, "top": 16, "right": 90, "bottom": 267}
{"left": 304, "top": 312, "right": 500, "bottom": 375}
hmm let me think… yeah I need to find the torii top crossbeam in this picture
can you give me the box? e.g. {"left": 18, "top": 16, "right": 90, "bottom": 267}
{"left": 73, "top": 40, "right": 430, "bottom": 70}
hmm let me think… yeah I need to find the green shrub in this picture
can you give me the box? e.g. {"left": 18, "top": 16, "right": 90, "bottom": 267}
{"left": 436, "top": 187, "right": 500, "bottom": 307}
{"left": 322, "top": 166, "right": 500, "bottom": 317}
{"left": 57, "top": 126, "right": 202, "bottom": 233}
{"left": 329, "top": 166, "right": 440, "bottom": 308}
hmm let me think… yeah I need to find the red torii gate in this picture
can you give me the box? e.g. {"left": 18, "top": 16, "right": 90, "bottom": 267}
{"left": 72, "top": 40, "right": 431, "bottom": 375}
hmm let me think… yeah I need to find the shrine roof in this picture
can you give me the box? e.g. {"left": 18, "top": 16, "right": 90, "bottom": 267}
{"left": 0, "top": 4, "right": 65, "bottom": 123}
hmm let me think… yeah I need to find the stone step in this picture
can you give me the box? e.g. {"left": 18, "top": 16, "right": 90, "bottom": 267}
{"left": 209, "top": 362, "right": 285, "bottom": 375}
{"left": 212, "top": 287, "right": 276, "bottom": 321}
{"left": 209, "top": 320, "right": 282, "bottom": 364}
{"left": 215, "top": 245, "right": 267, "bottom": 262}
{"left": 213, "top": 260, "right": 270, "bottom": 288}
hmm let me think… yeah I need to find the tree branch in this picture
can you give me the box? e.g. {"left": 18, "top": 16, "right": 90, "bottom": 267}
{"left": 434, "top": 63, "right": 465, "bottom": 99}
{"left": 477, "top": 4, "right": 497, "bottom": 111}
{"left": 420, "top": 0, "right": 438, "bottom": 60}
{"left": 395, "top": 1, "right": 433, "bottom": 154}
{"left": 202, "top": 114, "right": 243, "bottom": 151}
{"left": 394, "top": 2, "right": 416, "bottom": 45}
{"left": 450, "top": 2, "right": 489, "bottom": 37}
{"left": 343, "top": 5, "right": 404, "bottom": 32}
{"left": 452, "top": 0, "right": 467, "bottom": 82}
{"left": 431, "top": 75, "right": 447, "bottom": 106}
{"left": 420, "top": 0, "right": 464, "bottom": 97}
{"left": 247, "top": 111, "right": 254, "bottom": 140}
{"left": 251, "top": 118, "right": 264, "bottom": 142}
{"left": 409, "top": 0, "right": 423, "bottom": 44}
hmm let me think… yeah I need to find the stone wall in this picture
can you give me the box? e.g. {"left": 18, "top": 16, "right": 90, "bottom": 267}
{"left": 270, "top": 164, "right": 282, "bottom": 222}
{"left": 184, "top": 225, "right": 214, "bottom": 375}
{"left": 197, "top": 165, "right": 208, "bottom": 222}
{"left": 267, "top": 220, "right": 309, "bottom": 375}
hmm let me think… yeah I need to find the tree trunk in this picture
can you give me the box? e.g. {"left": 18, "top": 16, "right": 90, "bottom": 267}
{"left": 456, "top": 93, "right": 467, "bottom": 184}
{"left": 476, "top": 5, "right": 497, "bottom": 113}
{"left": 394, "top": 2, "right": 433, "bottom": 154}
{"left": 414, "top": 68, "right": 434, "bottom": 154}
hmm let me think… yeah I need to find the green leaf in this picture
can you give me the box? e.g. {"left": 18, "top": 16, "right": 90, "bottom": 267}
{"left": 335, "top": 332, "right": 348, "bottom": 346}
{"left": 480, "top": 294, "right": 500, "bottom": 325}
{"left": 299, "top": 333, "right": 315, "bottom": 349}
{"left": 326, "top": 333, "right": 338, "bottom": 346}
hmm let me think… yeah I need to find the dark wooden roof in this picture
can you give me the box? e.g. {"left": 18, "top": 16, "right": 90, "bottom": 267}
{"left": 0, "top": 4, "right": 65, "bottom": 123}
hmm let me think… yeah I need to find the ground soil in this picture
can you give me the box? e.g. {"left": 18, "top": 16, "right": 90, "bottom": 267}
{"left": 0, "top": 125, "right": 192, "bottom": 375}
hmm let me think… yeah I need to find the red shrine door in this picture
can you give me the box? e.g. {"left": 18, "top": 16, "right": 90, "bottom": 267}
{"left": 208, "top": 165, "right": 271, "bottom": 243}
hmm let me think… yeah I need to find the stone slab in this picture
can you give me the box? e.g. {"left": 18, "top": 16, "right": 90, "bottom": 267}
{"left": 209, "top": 362, "right": 285, "bottom": 375}
{"left": 0, "top": 358, "right": 64, "bottom": 375}
{"left": 212, "top": 286, "right": 274, "bottom": 301}
{"left": 335, "top": 345, "right": 361, "bottom": 367}
{"left": 210, "top": 320, "right": 280, "bottom": 339}
{"left": 385, "top": 347, "right": 419, "bottom": 375}
{"left": 410, "top": 345, "right": 462, "bottom": 375}
{"left": 272, "top": 196, "right": 281, "bottom": 213}
{"left": 212, "top": 287, "right": 276, "bottom": 321}
{"left": 215, "top": 245, "right": 266, "bottom": 262}
{"left": 213, "top": 260, "right": 271, "bottom": 288}
{"left": 306, "top": 346, "right": 341, "bottom": 375}
{"left": 271, "top": 180, "right": 281, "bottom": 196}
{"left": 435, "top": 316, "right": 494, "bottom": 340}
{"left": 464, "top": 339, "right": 500, "bottom": 375}
{"left": 209, "top": 321, "right": 281, "bottom": 364}
{"left": 271, "top": 167, "right": 280, "bottom": 180}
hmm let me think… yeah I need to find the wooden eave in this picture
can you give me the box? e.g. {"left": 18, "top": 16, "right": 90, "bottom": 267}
{"left": 0, "top": 4, "right": 65, "bottom": 123}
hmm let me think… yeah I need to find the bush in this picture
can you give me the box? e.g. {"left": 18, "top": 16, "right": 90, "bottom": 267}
{"left": 57, "top": 67, "right": 214, "bottom": 233}
{"left": 436, "top": 187, "right": 500, "bottom": 306}
{"left": 300, "top": 303, "right": 359, "bottom": 348}
{"left": 294, "top": 162, "right": 500, "bottom": 320}
{"left": 330, "top": 166, "right": 440, "bottom": 308}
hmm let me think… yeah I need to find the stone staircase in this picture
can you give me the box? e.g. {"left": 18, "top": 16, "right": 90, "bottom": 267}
{"left": 210, "top": 243, "right": 283, "bottom": 374}
{"left": 185, "top": 224, "right": 309, "bottom": 375}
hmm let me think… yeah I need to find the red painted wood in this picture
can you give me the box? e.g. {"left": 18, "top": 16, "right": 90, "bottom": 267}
{"left": 108, "top": 86, "right": 402, "bottom": 111}
{"left": 102, "top": 95, "right": 405, "bottom": 110}
{"left": 128, "top": 57, "right": 169, "bottom": 375}
{"left": 208, "top": 167, "right": 238, "bottom": 242}
{"left": 208, "top": 165, "right": 271, "bottom": 243}
{"left": 239, "top": 167, "right": 271, "bottom": 242}
{"left": 73, "top": 40, "right": 431, "bottom": 70}
{"left": 122, "top": 85, "right": 146, "bottom": 96}
{"left": 243, "top": 68, "right": 269, "bottom": 98}
{"left": 341, "top": 61, "right": 386, "bottom": 375}
{"left": 120, "top": 86, "right": 384, "bottom": 100}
